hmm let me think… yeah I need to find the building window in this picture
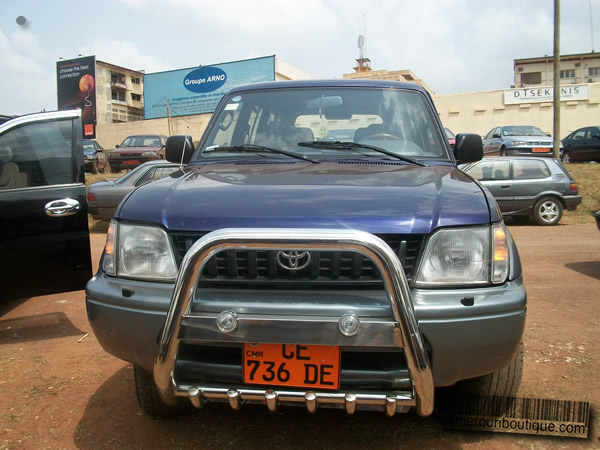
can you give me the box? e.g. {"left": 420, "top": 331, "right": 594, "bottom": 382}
{"left": 132, "top": 77, "right": 141, "bottom": 84}
{"left": 559, "top": 69, "right": 575, "bottom": 78}
{"left": 111, "top": 72, "right": 126, "bottom": 85}
{"left": 132, "top": 93, "right": 141, "bottom": 102}
{"left": 588, "top": 67, "right": 600, "bottom": 77}
{"left": 111, "top": 90, "right": 126, "bottom": 102}
{"left": 521, "top": 72, "right": 542, "bottom": 84}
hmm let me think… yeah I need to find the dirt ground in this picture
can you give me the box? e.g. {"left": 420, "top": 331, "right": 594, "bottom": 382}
{"left": 1, "top": 223, "right": 599, "bottom": 449}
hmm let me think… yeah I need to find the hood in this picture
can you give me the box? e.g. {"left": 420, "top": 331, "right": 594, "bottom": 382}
{"left": 117, "top": 161, "right": 494, "bottom": 235}
{"left": 111, "top": 146, "right": 160, "bottom": 155}
{"left": 507, "top": 134, "right": 553, "bottom": 144}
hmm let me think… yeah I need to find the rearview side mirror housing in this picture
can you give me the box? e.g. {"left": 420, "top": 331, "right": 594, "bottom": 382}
{"left": 166, "top": 135, "right": 195, "bottom": 164}
{"left": 453, "top": 133, "right": 483, "bottom": 164}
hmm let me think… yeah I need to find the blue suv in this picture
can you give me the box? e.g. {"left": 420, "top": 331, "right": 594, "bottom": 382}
{"left": 85, "top": 80, "right": 526, "bottom": 418}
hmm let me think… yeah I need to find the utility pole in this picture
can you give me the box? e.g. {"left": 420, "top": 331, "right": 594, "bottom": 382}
{"left": 553, "top": 0, "right": 561, "bottom": 159}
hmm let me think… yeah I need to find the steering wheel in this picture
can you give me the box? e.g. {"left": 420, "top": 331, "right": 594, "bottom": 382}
{"left": 361, "top": 133, "right": 403, "bottom": 141}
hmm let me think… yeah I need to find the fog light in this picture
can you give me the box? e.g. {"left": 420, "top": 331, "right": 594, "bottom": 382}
{"left": 339, "top": 314, "right": 360, "bottom": 336}
{"left": 216, "top": 311, "right": 238, "bottom": 333}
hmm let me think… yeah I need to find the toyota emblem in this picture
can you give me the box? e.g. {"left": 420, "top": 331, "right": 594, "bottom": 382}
{"left": 275, "top": 250, "right": 312, "bottom": 271}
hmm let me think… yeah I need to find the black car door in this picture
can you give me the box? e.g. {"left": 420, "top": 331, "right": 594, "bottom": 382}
{"left": 0, "top": 110, "right": 92, "bottom": 300}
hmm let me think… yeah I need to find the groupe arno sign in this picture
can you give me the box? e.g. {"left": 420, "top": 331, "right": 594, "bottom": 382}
{"left": 504, "top": 84, "right": 589, "bottom": 105}
{"left": 183, "top": 66, "right": 227, "bottom": 94}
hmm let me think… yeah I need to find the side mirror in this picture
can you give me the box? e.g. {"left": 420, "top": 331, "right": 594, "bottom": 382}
{"left": 115, "top": 144, "right": 120, "bottom": 148}
{"left": 492, "top": 133, "right": 500, "bottom": 139}
{"left": 166, "top": 135, "right": 195, "bottom": 164}
{"left": 453, "top": 133, "right": 483, "bottom": 164}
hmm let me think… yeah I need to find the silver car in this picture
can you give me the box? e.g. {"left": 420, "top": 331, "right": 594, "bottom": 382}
{"left": 482, "top": 125, "right": 560, "bottom": 157}
{"left": 87, "top": 160, "right": 182, "bottom": 221}
{"left": 460, "top": 157, "right": 581, "bottom": 225}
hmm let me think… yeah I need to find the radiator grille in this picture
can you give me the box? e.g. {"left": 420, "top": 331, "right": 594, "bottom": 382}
{"left": 170, "top": 232, "right": 422, "bottom": 286}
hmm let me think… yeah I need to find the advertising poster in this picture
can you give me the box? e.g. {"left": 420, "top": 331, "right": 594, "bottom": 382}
{"left": 56, "top": 56, "right": 97, "bottom": 138}
{"left": 144, "top": 56, "right": 276, "bottom": 119}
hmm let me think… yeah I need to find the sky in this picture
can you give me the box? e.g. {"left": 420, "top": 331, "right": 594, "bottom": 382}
{"left": 1, "top": 0, "right": 599, "bottom": 115}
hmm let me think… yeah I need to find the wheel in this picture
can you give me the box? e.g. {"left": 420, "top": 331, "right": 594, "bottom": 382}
{"left": 90, "top": 159, "right": 98, "bottom": 174}
{"left": 500, "top": 147, "right": 506, "bottom": 156}
{"left": 111, "top": 165, "right": 120, "bottom": 174}
{"left": 561, "top": 151, "right": 571, "bottom": 164}
{"left": 454, "top": 342, "right": 524, "bottom": 398}
{"left": 533, "top": 196, "right": 563, "bottom": 226}
{"left": 134, "top": 365, "right": 188, "bottom": 416}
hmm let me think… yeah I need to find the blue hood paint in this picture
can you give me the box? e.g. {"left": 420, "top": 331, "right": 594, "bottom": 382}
{"left": 117, "top": 161, "right": 494, "bottom": 235}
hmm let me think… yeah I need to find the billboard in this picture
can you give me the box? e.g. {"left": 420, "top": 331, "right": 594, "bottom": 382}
{"left": 504, "top": 84, "right": 589, "bottom": 105}
{"left": 56, "top": 56, "right": 97, "bottom": 138}
{"left": 144, "top": 55, "right": 276, "bottom": 119}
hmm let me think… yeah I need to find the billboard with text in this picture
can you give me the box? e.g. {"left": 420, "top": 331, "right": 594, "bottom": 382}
{"left": 56, "top": 56, "right": 96, "bottom": 138}
{"left": 144, "top": 56, "right": 275, "bottom": 119}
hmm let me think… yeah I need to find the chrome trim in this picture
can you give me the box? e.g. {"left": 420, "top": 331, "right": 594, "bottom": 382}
{"left": 44, "top": 198, "right": 81, "bottom": 217}
{"left": 181, "top": 385, "right": 415, "bottom": 414}
{"left": 154, "top": 228, "right": 434, "bottom": 416}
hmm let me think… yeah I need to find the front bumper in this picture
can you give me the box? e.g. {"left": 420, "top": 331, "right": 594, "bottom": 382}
{"left": 86, "top": 228, "right": 526, "bottom": 416}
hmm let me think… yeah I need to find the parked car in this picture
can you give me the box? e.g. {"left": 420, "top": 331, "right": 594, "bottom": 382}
{"left": 595, "top": 211, "right": 600, "bottom": 231}
{"left": 86, "top": 79, "right": 526, "bottom": 419}
{"left": 460, "top": 156, "right": 581, "bottom": 225}
{"left": 0, "top": 110, "right": 92, "bottom": 300}
{"left": 561, "top": 126, "right": 600, "bottom": 163}
{"left": 108, "top": 134, "right": 168, "bottom": 172}
{"left": 83, "top": 139, "right": 108, "bottom": 174}
{"left": 87, "top": 160, "right": 182, "bottom": 221}
{"left": 444, "top": 128, "right": 456, "bottom": 149}
{"left": 482, "top": 125, "right": 560, "bottom": 157}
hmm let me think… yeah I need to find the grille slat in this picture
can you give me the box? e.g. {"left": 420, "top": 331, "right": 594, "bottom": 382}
{"left": 171, "top": 232, "right": 423, "bottom": 285}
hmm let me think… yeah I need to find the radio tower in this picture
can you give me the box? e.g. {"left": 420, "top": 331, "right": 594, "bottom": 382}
{"left": 354, "top": 17, "right": 371, "bottom": 73}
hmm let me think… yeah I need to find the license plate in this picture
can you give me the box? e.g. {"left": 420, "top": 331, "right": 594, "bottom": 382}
{"left": 243, "top": 343, "right": 340, "bottom": 389}
{"left": 532, "top": 148, "right": 550, "bottom": 153}
{"left": 124, "top": 160, "right": 140, "bottom": 165}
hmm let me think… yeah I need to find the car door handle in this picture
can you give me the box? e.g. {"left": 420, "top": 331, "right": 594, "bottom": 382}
{"left": 500, "top": 185, "right": 510, "bottom": 189}
{"left": 44, "top": 198, "right": 81, "bottom": 217}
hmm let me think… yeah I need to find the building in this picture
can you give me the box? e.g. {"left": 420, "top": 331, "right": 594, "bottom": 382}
{"left": 95, "top": 57, "right": 312, "bottom": 148}
{"left": 95, "top": 60, "right": 145, "bottom": 125}
{"left": 514, "top": 52, "right": 600, "bottom": 88}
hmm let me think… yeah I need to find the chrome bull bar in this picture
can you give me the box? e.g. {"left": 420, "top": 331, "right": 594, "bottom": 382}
{"left": 154, "top": 228, "right": 434, "bottom": 417}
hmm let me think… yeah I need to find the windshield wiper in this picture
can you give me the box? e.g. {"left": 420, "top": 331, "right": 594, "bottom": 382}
{"left": 298, "top": 141, "right": 427, "bottom": 166}
{"left": 203, "top": 144, "right": 319, "bottom": 164}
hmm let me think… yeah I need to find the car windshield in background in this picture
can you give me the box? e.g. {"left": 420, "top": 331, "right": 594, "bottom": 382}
{"left": 502, "top": 126, "right": 546, "bottom": 137}
{"left": 120, "top": 136, "right": 161, "bottom": 147}
{"left": 198, "top": 87, "right": 449, "bottom": 162}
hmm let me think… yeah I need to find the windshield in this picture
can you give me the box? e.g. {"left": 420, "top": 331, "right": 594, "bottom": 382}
{"left": 502, "top": 126, "right": 547, "bottom": 137}
{"left": 120, "top": 135, "right": 161, "bottom": 147}
{"left": 197, "top": 87, "right": 449, "bottom": 162}
{"left": 82, "top": 140, "right": 96, "bottom": 154}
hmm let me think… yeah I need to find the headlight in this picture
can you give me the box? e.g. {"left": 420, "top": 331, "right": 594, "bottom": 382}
{"left": 102, "top": 221, "right": 177, "bottom": 281}
{"left": 85, "top": 154, "right": 94, "bottom": 160}
{"left": 415, "top": 224, "right": 509, "bottom": 286}
{"left": 142, "top": 151, "right": 158, "bottom": 157}
{"left": 510, "top": 140, "right": 527, "bottom": 146}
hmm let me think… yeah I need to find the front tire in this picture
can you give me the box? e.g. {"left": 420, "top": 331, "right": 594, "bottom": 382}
{"left": 500, "top": 147, "right": 506, "bottom": 156}
{"left": 455, "top": 342, "right": 524, "bottom": 397}
{"left": 134, "top": 365, "right": 187, "bottom": 416}
{"left": 561, "top": 151, "right": 571, "bottom": 164}
{"left": 533, "top": 196, "right": 563, "bottom": 226}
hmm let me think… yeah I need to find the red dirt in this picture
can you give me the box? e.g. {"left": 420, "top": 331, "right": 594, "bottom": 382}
{"left": 1, "top": 224, "right": 598, "bottom": 449}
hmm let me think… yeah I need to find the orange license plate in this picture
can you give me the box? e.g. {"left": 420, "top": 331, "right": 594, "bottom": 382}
{"left": 124, "top": 160, "right": 140, "bottom": 165}
{"left": 243, "top": 343, "right": 340, "bottom": 389}
{"left": 532, "top": 148, "right": 550, "bottom": 152}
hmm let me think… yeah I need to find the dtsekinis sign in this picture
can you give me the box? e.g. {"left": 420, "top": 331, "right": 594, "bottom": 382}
{"left": 504, "top": 84, "right": 589, "bottom": 104}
